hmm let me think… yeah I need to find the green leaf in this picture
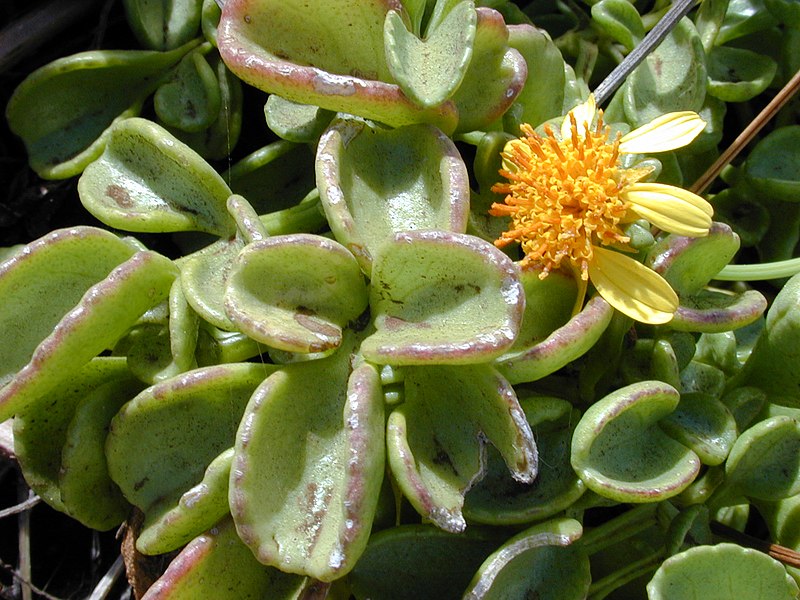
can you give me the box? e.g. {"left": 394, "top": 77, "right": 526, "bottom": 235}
{"left": 659, "top": 393, "right": 738, "bottom": 466}
{"left": 12, "top": 358, "right": 134, "bottom": 517}
{"left": 504, "top": 25, "right": 566, "bottom": 130}
{"left": 706, "top": 46, "right": 777, "bottom": 102}
{"left": 217, "top": 0, "right": 457, "bottom": 132}
{"left": 738, "top": 272, "right": 800, "bottom": 401}
{"left": 0, "top": 250, "right": 178, "bottom": 422}
{"left": 464, "top": 518, "right": 590, "bottom": 600}
{"left": 316, "top": 119, "right": 470, "bottom": 275}
{"left": 464, "top": 397, "right": 585, "bottom": 525}
{"left": 742, "top": 126, "right": 800, "bottom": 203}
{"left": 5, "top": 44, "right": 195, "bottom": 179}
{"left": 571, "top": 381, "right": 701, "bottom": 503}
{"left": 623, "top": 18, "right": 707, "bottom": 126}
{"left": 106, "top": 363, "right": 271, "bottom": 521}
{"left": 449, "top": 7, "right": 527, "bottom": 132}
{"left": 78, "top": 118, "right": 234, "bottom": 235}
{"left": 224, "top": 234, "right": 368, "bottom": 353}
{"left": 384, "top": 1, "right": 476, "bottom": 108}
{"left": 387, "top": 364, "right": 536, "bottom": 532}
{"left": 496, "top": 295, "right": 613, "bottom": 384}
{"left": 0, "top": 227, "right": 139, "bottom": 390}
{"left": 350, "top": 525, "right": 501, "bottom": 600}
{"left": 647, "top": 543, "right": 799, "bottom": 599}
{"left": 264, "top": 95, "right": 334, "bottom": 143}
{"left": 136, "top": 448, "right": 234, "bottom": 554}
{"left": 725, "top": 416, "right": 800, "bottom": 500}
{"left": 146, "top": 517, "right": 308, "bottom": 599}
{"left": 360, "top": 231, "right": 523, "bottom": 365}
{"left": 647, "top": 222, "right": 741, "bottom": 297}
{"left": 591, "top": 0, "right": 645, "bottom": 51}
{"left": 155, "top": 48, "right": 222, "bottom": 132}
{"left": 230, "top": 340, "right": 385, "bottom": 581}
{"left": 123, "top": 0, "right": 203, "bottom": 50}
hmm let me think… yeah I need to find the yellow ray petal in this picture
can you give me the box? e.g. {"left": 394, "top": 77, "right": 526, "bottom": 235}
{"left": 618, "top": 112, "right": 706, "bottom": 155}
{"left": 561, "top": 95, "right": 597, "bottom": 139}
{"left": 623, "top": 183, "right": 713, "bottom": 237}
{"left": 588, "top": 246, "right": 678, "bottom": 324}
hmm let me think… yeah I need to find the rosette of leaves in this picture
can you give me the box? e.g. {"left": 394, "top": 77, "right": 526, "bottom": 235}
{"left": 0, "top": 110, "right": 555, "bottom": 592}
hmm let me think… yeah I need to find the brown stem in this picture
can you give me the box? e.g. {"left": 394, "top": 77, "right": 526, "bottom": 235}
{"left": 710, "top": 520, "right": 800, "bottom": 569}
{"left": 690, "top": 68, "right": 800, "bottom": 195}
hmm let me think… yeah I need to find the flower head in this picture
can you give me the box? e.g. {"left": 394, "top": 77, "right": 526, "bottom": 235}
{"left": 490, "top": 95, "right": 713, "bottom": 324}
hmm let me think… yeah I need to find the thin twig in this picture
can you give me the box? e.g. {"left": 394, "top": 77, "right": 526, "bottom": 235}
{"left": 690, "top": 67, "right": 800, "bottom": 195}
{"left": 87, "top": 555, "right": 126, "bottom": 600}
{"left": 593, "top": 0, "right": 699, "bottom": 106}
{"left": 0, "top": 559, "right": 64, "bottom": 600}
{"left": 710, "top": 521, "right": 800, "bottom": 569}
{"left": 18, "top": 487, "right": 33, "bottom": 600}
{"left": 0, "top": 495, "right": 40, "bottom": 520}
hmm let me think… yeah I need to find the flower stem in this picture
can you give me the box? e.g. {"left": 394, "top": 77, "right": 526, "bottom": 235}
{"left": 715, "top": 258, "right": 800, "bottom": 281}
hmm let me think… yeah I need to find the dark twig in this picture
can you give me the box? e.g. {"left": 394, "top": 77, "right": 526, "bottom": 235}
{"left": 690, "top": 67, "right": 800, "bottom": 195}
{"left": 592, "top": 0, "right": 699, "bottom": 106}
{"left": 710, "top": 521, "right": 800, "bottom": 569}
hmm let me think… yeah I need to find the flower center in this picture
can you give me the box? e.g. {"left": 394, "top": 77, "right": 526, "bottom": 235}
{"left": 490, "top": 113, "right": 631, "bottom": 280}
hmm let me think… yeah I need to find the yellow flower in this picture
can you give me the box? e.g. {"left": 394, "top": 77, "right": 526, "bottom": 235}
{"left": 490, "top": 95, "right": 713, "bottom": 325}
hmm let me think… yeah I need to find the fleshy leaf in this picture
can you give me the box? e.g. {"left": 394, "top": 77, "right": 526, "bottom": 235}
{"left": 179, "top": 236, "right": 245, "bottom": 331}
{"left": 142, "top": 517, "right": 308, "bottom": 600}
{"left": 448, "top": 7, "right": 527, "bottom": 133}
{"left": 0, "top": 227, "right": 139, "bottom": 390}
{"left": 464, "top": 397, "right": 585, "bottom": 525}
{"left": 217, "top": 0, "right": 457, "bottom": 132}
{"left": 12, "top": 358, "right": 135, "bottom": 519}
{"left": 659, "top": 392, "right": 738, "bottom": 466}
{"left": 0, "top": 250, "right": 178, "bottom": 422}
{"left": 571, "top": 381, "right": 701, "bottom": 502}
{"left": 6, "top": 44, "right": 195, "bottom": 179}
{"left": 349, "top": 525, "right": 501, "bottom": 600}
{"left": 737, "top": 272, "right": 800, "bottom": 402}
{"left": 360, "top": 231, "right": 523, "bottom": 365}
{"left": 724, "top": 416, "right": 800, "bottom": 500}
{"left": 622, "top": 18, "right": 707, "bottom": 126}
{"left": 106, "top": 363, "right": 271, "bottom": 535}
{"left": 387, "top": 364, "right": 536, "bottom": 533}
{"left": 504, "top": 25, "right": 565, "bottom": 131}
{"left": 264, "top": 95, "right": 334, "bottom": 143}
{"left": 463, "top": 518, "right": 590, "bottom": 600}
{"left": 383, "top": 1, "right": 476, "bottom": 108}
{"left": 78, "top": 118, "right": 235, "bottom": 236}
{"left": 230, "top": 341, "right": 385, "bottom": 581}
{"left": 742, "top": 126, "right": 800, "bottom": 203}
{"left": 672, "top": 289, "right": 768, "bottom": 333}
{"left": 496, "top": 295, "right": 613, "bottom": 384}
{"left": 647, "top": 222, "right": 740, "bottom": 297}
{"left": 154, "top": 48, "right": 222, "bottom": 132}
{"left": 136, "top": 448, "right": 234, "bottom": 555}
{"left": 224, "top": 234, "right": 368, "bottom": 353}
{"left": 706, "top": 45, "right": 777, "bottom": 102}
{"left": 316, "top": 118, "right": 470, "bottom": 274}
{"left": 591, "top": 0, "right": 645, "bottom": 51}
{"left": 647, "top": 543, "right": 799, "bottom": 600}
{"left": 123, "top": 0, "right": 203, "bottom": 50}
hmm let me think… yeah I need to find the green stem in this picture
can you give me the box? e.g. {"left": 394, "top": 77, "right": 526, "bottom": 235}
{"left": 259, "top": 190, "right": 327, "bottom": 236}
{"left": 579, "top": 503, "right": 659, "bottom": 556}
{"left": 715, "top": 258, "right": 800, "bottom": 281}
{"left": 587, "top": 548, "right": 664, "bottom": 600}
